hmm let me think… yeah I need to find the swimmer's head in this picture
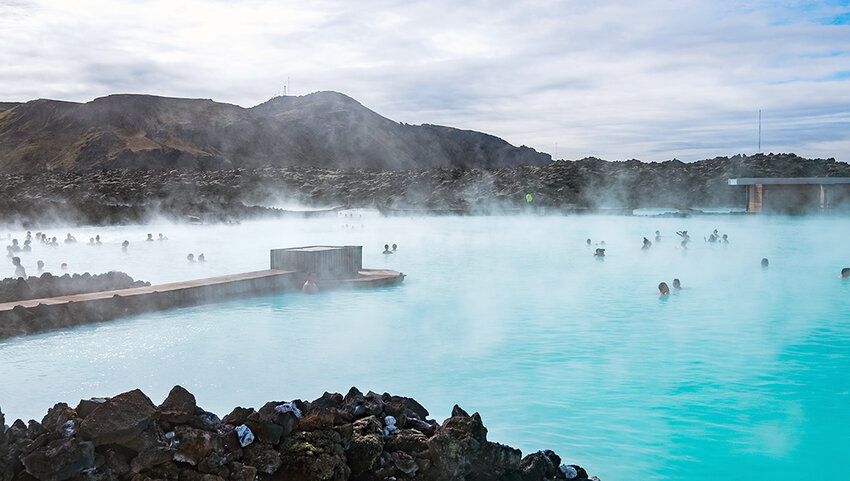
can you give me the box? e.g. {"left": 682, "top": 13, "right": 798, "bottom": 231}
{"left": 60, "top": 263, "right": 67, "bottom": 270}
{"left": 37, "top": 260, "right": 44, "bottom": 269}
{"left": 11, "top": 256, "right": 21, "bottom": 266}
{"left": 761, "top": 258, "right": 769, "bottom": 268}
{"left": 392, "top": 244, "right": 397, "bottom": 250}
{"left": 658, "top": 282, "right": 670, "bottom": 295}
{"left": 672, "top": 278, "right": 681, "bottom": 289}
{"left": 841, "top": 267, "right": 850, "bottom": 278}
{"left": 586, "top": 238, "right": 591, "bottom": 245}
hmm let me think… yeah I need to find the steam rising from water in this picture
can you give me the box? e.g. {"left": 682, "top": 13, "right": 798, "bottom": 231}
{"left": 1, "top": 213, "right": 849, "bottom": 480}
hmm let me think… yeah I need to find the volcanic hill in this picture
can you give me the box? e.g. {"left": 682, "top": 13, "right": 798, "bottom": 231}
{"left": 0, "top": 92, "right": 550, "bottom": 173}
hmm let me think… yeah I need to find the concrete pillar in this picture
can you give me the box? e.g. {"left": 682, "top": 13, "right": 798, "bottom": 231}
{"left": 748, "top": 184, "right": 763, "bottom": 213}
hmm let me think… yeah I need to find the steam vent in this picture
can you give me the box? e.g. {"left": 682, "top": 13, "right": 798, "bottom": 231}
{"left": 0, "top": 246, "right": 404, "bottom": 340}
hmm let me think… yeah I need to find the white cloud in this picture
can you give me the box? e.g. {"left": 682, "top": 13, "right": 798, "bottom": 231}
{"left": 1, "top": 0, "right": 849, "bottom": 162}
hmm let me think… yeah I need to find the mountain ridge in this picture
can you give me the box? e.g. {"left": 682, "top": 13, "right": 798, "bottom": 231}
{"left": 0, "top": 91, "right": 551, "bottom": 173}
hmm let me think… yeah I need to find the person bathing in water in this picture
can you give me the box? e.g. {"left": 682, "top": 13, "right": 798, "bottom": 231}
{"left": 839, "top": 267, "right": 850, "bottom": 279}
{"left": 672, "top": 278, "right": 681, "bottom": 290}
{"left": 594, "top": 248, "right": 605, "bottom": 258}
{"left": 642, "top": 237, "right": 652, "bottom": 250}
{"left": 761, "top": 258, "right": 769, "bottom": 268}
{"left": 302, "top": 272, "right": 319, "bottom": 295}
{"left": 383, "top": 244, "right": 393, "bottom": 254}
{"left": 658, "top": 282, "right": 670, "bottom": 295}
{"left": 11, "top": 256, "right": 26, "bottom": 279}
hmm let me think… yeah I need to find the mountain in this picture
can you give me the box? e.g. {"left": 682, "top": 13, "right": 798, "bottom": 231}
{"left": 0, "top": 91, "right": 550, "bottom": 173}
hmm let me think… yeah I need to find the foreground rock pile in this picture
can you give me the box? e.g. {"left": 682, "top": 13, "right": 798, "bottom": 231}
{"left": 0, "top": 272, "right": 149, "bottom": 303}
{"left": 0, "top": 387, "right": 595, "bottom": 481}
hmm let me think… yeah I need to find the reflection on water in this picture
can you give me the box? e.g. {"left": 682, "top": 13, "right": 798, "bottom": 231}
{"left": 2, "top": 214, "right": 850, "bottom": 480}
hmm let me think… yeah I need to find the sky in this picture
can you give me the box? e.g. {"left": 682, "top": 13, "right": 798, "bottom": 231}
{"left": 1, "top": 0, "right": 849, "bottom": 163}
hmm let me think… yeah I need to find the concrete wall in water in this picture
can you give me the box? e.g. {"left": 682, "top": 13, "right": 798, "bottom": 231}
{"left": 270, "top": 246, "right": 362, "bottom": 279}
{"left": 0, "top": 271, "right": 303, "bottom": 340}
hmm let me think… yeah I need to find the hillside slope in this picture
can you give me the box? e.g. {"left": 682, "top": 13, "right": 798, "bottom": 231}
{"left": 0, "top": 92, "right": 550, "bottom": 173}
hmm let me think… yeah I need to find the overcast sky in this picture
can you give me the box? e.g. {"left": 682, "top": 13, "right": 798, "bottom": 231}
{"left": 2, "top": 0, "right": 849, "bottom": 162}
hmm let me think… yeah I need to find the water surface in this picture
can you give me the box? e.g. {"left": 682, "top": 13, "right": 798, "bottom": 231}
{"left": 1, "top": 213, "right": 849, "bottom": 480}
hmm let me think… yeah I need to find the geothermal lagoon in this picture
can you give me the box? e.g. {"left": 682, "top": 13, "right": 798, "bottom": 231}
{"left": 1, "top": 212, "right": 849, "bottom": 480}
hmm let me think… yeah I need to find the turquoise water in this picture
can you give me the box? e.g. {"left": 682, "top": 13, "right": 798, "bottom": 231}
{"left": 1, "top": 214, "right": 849, "bottom": 480}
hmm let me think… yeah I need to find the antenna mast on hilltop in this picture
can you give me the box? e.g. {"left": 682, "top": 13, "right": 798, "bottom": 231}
{"left": 758, "top": 109, "right": 762, "bottom": 153}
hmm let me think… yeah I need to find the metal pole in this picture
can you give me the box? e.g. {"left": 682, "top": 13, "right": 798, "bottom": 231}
{"left": 758, "top": 109, "right": 761, "bottom": 153}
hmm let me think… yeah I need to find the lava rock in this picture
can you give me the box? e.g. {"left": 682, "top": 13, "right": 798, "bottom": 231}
{"left": 172, "top": 425, "right": 221, "bottom": 466}
{"left": 346, "top": 416, "right": 383, "bottom": 477}
{"left": 277, "top": 430, "right": 349, "bottom": 481}
{"left": 130, "top": 446, "right": 174, "bottom": 473}
{"left": 77, "top": 389, "right": 157, "bottom": 447}
{"left": 520, "top": 450, "right": 566, "bottom": 481}
{"left": 21, "top": 438, "right": 94, "bottom": 481}
{"left": 158, "top": 385, "right": 197, "bottom": 426}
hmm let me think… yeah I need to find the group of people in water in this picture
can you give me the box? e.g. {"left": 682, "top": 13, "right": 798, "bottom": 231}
{"left": 4, "top": 230, "right": 176, "bottom": 279}
{"left": 4, "top": 231, "right": 85, "bottom": 278}
{"left": 382, "top": 243, "right": 398, "bottom": 254}
{"left": 583, "top": 227, "right": 848, "bottom": 296}
{"left": 186, "top": 253, "right": 206, "bottom": 263}
{"left": 658, "top": 278, "right": 682, "bottom": 295}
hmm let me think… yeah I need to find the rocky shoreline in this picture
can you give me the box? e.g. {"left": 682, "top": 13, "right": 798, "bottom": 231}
{"left": 0, "top": 272, "right": 149, "bottom": 304}
{"left": 0, "top": 272, "right": 151, "bottom": 340}
{"left": 0, "top": 386, "right": 595, "bottom": 481}
{"left": 1, "top": 153, "right": 848, "bottom": 226}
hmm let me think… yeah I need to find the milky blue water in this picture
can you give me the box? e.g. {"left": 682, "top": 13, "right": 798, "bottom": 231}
{"left": 1, "top": 213, "right": 849, "bottom": 480}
